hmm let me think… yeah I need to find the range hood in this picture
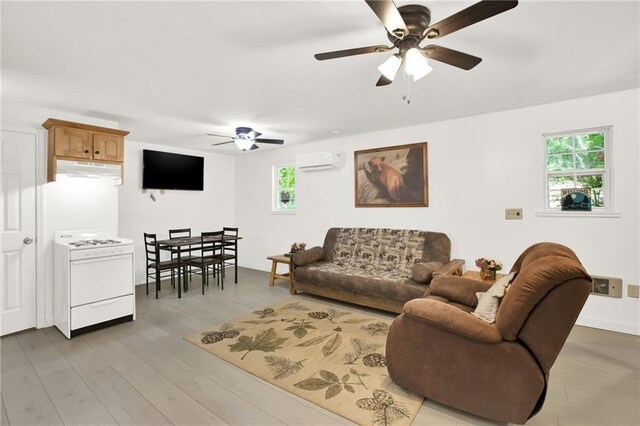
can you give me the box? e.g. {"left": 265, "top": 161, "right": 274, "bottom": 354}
{"left": 56, "top": 159, "right": 122, "bottom": 182}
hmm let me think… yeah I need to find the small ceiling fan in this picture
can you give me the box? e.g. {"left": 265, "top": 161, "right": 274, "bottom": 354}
{"left": 314, "top": 0, "right": 518, "bottom": 86}
{"left": 208, "top": 127, "right": 285, "bottom": 151}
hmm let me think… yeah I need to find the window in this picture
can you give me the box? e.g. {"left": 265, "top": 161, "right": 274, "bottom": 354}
{"left": 273, "top": 165, "right": 296, "bottom": 213}
{"left": 543, "top": 126, "right": 611, "bottom": 211}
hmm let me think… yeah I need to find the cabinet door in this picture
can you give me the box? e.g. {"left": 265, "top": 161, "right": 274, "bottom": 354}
{"left": 93, "top": 133, "right": 124, "bottom": 162}
{"left": 54, "top": 127, "right": 92, "bottom": 159}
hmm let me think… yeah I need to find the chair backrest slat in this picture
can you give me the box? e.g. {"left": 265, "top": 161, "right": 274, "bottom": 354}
{"left": 223, "top": 227, "right": 238, "bottom": 237}
{"left": 169, "top": 228, "right": 191, "bottom": 239}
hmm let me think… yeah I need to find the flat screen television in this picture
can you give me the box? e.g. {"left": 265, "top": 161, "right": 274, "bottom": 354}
{"left": 142, "top": 149, "right": 204, "bottom": 191}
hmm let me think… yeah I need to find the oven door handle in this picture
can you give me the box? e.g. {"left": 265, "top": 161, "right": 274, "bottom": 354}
{"left": 70, "top": 254, "right": 132, "bottom": 265}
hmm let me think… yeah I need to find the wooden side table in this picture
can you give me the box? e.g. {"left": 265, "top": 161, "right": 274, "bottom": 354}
{"left": 267, "top": 254, "right": 292, "bottom": 288}
{"left": 463, "top": 270, "right": 506, "bottom": 284}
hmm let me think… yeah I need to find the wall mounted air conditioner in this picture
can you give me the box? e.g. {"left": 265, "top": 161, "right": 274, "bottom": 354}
{"left": 295, "top": 151, "right": 341, "bottom": 171}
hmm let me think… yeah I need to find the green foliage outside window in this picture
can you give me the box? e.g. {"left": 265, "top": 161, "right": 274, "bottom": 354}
{"left": 276, "top": 166, "right": 296, "bottom": 210}
{"left": 545, "top": 131, "right": 607, "bottom": 208}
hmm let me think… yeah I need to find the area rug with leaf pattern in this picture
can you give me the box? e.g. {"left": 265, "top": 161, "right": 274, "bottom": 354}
{"left": 184, "top": 297, "right": 423, "bottom": 425}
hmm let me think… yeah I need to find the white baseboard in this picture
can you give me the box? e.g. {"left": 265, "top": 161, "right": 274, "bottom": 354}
{"left": 576, "top": 316, "right": 640, "bottom": 336}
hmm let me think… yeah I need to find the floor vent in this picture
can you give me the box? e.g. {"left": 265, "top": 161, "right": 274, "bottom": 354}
{"left": 590, "top": 275, "right": 622, "bottom": 298}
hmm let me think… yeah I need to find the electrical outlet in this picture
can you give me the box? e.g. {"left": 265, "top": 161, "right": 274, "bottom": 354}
{"left": 505, "top": 208, "right": 523, "bottom": 220}
{"left": 629, "top": 284, "right": 639, "bottom": 298}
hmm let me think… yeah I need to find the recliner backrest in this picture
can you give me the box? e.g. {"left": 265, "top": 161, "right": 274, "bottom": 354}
{"left": 497, "top": 243, "right": 590, "bottom": 340}
{"left": 495, "top": 243, "right": 591, "bottom": 371}
{"left": 509, "top": 242, "right": 578, "bottom": 274}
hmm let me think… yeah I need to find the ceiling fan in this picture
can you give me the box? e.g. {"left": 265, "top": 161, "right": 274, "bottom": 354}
{"left": 208, "top": 127, "right": 285, "bottom": 151}
{"left": 314, "top": 0, "right": 518, "bottom": 86}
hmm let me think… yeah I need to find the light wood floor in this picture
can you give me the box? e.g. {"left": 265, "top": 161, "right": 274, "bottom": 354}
{"left": 1, "top": 267, "right": 639, "bottom": 425}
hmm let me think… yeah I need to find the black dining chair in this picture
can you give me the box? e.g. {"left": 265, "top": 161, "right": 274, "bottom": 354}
{"left": 185, "top": 231, "right": 225, "bottom": 294}
{"left": 169, "top": 228, "right": 197, "bottom": 283}
{"left": 222, "top": 227, "right": 239, "bottom": 284}
{"left": 144, "top": 233, "right": 181, "bottom": 299}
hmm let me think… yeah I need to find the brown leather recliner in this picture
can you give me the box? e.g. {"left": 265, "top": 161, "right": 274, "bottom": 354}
{"left": 386, "top": 243, "right": 591, "bottom": 424}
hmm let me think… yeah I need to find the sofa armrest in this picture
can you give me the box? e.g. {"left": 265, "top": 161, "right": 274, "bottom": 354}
{"left": 403, "top": 299, "right": 503, "bottom": 344}
{"left": 429, "top": 275, "right": 493, "bottom": 307}
{"left": 433, "top": 258, "right": 465, "bottom": 277}
{"left": 291, "top": 246, "right": 325, "bottom": 267}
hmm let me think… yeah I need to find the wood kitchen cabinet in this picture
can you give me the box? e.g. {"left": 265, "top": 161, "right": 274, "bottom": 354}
{"left": 93, "top": 133, "right": 124, "bottom": 162}
{"left": 53, "top": 127, "right": 93, "bottom": 159}
{"left": 42, "top": 118, "right": 129, "bottom": 182}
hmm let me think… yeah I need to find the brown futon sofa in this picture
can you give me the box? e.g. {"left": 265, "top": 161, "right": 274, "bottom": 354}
{"left": 291, "top": 227, "right": 464, "bottom": 313}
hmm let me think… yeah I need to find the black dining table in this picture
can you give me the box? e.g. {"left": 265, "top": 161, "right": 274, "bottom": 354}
{"left": 156, "top": 235, "right": 242, "bottom": 298}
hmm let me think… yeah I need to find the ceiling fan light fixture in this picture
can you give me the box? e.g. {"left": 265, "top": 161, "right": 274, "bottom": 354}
{"left": 377, "top": 54, "right": 402, "bottom": 81}
{"left": 235, "top": 138, "right": 254, "bottom": 151}
{"left": 405, "top": 47, "right": 432, "bottom": 81}
{"left": 411, "top": 61, "right": 433, "bottom": 81}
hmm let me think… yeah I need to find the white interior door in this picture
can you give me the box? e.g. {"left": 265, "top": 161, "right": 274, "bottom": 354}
{"left": 1, "top": 130, "right": 37, "bottom": 335}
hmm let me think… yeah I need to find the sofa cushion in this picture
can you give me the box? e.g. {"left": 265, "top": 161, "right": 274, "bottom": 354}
{"left": 304, "top": 261, "right": 411, "bottom": 283}
{"left": 295, "top": 262, "right": 426, "bottom": 303}
{"left": 332, "top": 228, "right": 426, "bottom": 273}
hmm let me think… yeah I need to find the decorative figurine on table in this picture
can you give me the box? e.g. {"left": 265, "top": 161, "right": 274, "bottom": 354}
{"left": 475, "top": 257, "right": 503, "bottom": 280}
{"left": 286, "top": 242, "right": 307, "bottom": 257}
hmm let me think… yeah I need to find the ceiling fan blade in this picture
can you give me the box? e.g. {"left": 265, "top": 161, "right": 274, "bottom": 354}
{"left": 375, "top": 75, "right": 393, "bottom": 87}
{"left": 211, "top": 140, "right": 235, "bottom": 146}
{"left": 254, "top": 138, "right": 284, "bottom": 145}
{"left": 207, "top": 133, "right": 233, "bottom": 138}
{"left": 422, "top": 45, "right": 482, "bottom": 70}
{"left": 314, "top": 45, "right": 391, "bottom": 61}
{"left": 250, "top": 144, "right": 260, "bottom": 150}
{"left": 365, "top": 0, "right": 409, "bottom": 39}
{"left": 422, "top": 0, "right": 518, "bottom": 40}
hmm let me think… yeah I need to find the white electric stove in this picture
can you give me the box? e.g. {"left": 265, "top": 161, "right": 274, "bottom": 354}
{"left": 54, "top": 229, "right": 135, "bottom": 338}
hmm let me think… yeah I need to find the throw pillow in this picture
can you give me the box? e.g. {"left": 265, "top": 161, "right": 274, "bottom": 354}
{"left": 292, "top": 246, "right": 325, "bottom": 267}
{"left": 472, "top": 272, "right": 515, "bottom": 323}
{"left": 411, "top": 261, "right": 443, "bottom": 283}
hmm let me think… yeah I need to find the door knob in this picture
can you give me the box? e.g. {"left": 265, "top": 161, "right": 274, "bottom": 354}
{"left": 23, "top": 237, "right": 34, "bottom": 245}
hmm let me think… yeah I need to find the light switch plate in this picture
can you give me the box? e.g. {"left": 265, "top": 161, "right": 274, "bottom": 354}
{"left": 505, "top": 208, "right": 523, "bottom": 220}
{"left": 628, "top": 284, "right": 639, "bottom": 298}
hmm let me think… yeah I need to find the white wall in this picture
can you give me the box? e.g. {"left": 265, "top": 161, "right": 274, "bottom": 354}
{"left": 118, "top": 140, "right": 236, "bottom": 284}
{"left": 2, "top": 102, "right": 121, "bottom": 327}
{"left": 235, "top": 89, "right": 640, "bottom": 335}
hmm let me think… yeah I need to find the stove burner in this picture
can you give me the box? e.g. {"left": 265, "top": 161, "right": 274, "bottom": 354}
{"left": 69, "top": 239, "right": 122, "bottom": 247}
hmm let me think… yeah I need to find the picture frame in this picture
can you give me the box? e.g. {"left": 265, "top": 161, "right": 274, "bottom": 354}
{"left": 354, "top": 142, "right": 428, "bottom": 207}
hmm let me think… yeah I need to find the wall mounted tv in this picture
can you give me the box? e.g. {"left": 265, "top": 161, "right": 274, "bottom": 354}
{"left": 142, "top": 149, "right": 204, "bottom": 191}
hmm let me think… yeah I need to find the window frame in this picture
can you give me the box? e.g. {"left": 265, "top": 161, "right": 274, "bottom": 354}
{"left": 271, "top": 164, "right": 296, "bottom": 215}
{"left": 541, "top": 125, "right": 614, "bottom": 215}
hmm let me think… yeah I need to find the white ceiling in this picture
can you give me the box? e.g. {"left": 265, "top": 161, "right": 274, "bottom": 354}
{"left": 2, "top": 1, "right": 639, "bottom": 154}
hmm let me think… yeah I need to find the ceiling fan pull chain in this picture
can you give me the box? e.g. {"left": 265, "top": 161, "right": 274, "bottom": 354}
{"left": 402, "top": 72, "right": 411, "bottom": 104}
